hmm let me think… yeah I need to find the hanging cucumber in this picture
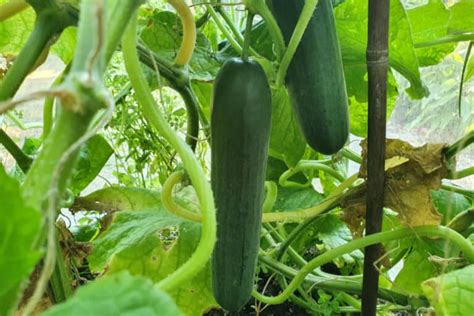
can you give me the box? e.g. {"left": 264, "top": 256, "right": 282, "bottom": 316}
{"left": 269, "top": 0, "right": 349, "bottom": 155}
{"left": 211, "top": 58, "right": 272, "bottom": 312}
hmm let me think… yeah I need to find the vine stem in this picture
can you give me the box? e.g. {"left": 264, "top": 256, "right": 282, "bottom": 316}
{"left": 242, "top": 11, "right": 254, "bottom": 60}
{"left": 275, "top": 0, "right": 318, "bottom": 87}
{"left": 168, "top": 0, "right": 196, "bottom": 67}
{"left": 205, "top": 4, "right": 242, "bottom": 54}
{"left": 162, "top": 170, "right": 202, "bottom": 221}
{"left": 258, "top": 255, "right": 409, "bottom": 305}
{"left": 0, "top": 0, "right": 28, "bottom": 22}
{"left": 253, "top": 225, "right": 474, "bottom": 305}
{"left": 447, "top": 166, "right": 474, "bottom": 180}
{"left": 279, "top": 159, "right": 345, "bottom": 188}
{"left": 122, "top": 13, "right": 216, "bottom": 292}
{"left": 457, "top": 41, "right": 473, "bottom": 114}
{"left": 0, "top": 128, "right": 32, "bottom": 172}
{"left": 216, "top": 6, "right": 261, "bottom": 58}
{"left": 0, "top": 15, "right": 58, "bottom": 101}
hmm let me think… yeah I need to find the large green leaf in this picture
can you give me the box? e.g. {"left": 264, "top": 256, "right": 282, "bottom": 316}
{"left": 70, "top": 134, "right": 114, "bottom": 194}
{"left": 88, "top": 209, "right": 217, "bottom": 316}
{"left": 269, "top": 88, "right": 306, "bottom": 167}
{"left": 407, "top": 0, "right": 456, "bottom": 67}
{"left": 422, "top": 264, "right": 474, "bottom": 315}
{"left": 334, "top": 0, "right": 427, "bottom": 136}
{"left": 0, "top": 166, "right": 42, "bottom": 316}
{"left": 41, "top": 271, "right": 182, "bottom": 316}
{"left": 448, "top": 0, "right": 474, "bottom": 35}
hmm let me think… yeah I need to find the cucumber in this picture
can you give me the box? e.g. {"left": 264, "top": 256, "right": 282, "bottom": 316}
{"left": 211, "top": 58, "right": 272, "bottom": 312}
{"left": 269, "top": 0, "right": 349, "bottom": 154}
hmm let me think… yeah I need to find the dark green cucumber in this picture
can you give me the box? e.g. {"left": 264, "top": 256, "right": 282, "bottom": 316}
{"left": 269, "top": 0, "right": 349, "bottom": 154}
{"left": 211, "top": 58, "right": 272, "bottom": 312}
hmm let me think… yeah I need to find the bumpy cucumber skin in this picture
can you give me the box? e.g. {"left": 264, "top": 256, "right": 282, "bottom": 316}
{"left": 211, "top": 58, "right": 272, "bottom": 312}
{"left": 270, "top": 0, "right": 349, "bottom": 155}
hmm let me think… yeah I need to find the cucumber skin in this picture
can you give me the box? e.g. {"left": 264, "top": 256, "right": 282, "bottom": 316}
{"left": 211, "top": 58, "right": 272, "bottom": 312}
{"left": 269, "top": 0, "right": 349, "bottom": 155}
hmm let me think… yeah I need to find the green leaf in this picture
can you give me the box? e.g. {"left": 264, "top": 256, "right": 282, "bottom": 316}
{"left": 335, "top": 0, "right": 428, "bottom": 134}
{"left": 88, "top": 210, "right": 217, "bottom": 315}
{"left": 0, "top": 2, "right": 35, "bottom": 54}
{"left": 140, "top": 11, "right": 222, "bottom": 81}
{"left": 74, "top": 186, "right": 165, "bottom": 212}
{"left": 191, "top": 81, "right": 212, "bottom": 121}
{"left": 70, "top": 134, "right": 114, "bottom": 194}
{"left": 448, "top": 0, "right": 474, "bottom": 35}
{"left": 422, "top": 264, "right": 474, "bottom": 316}
{"left": 393, "top": 249, "right": 438, "bottom": 295}
{"left": 465, "top": 55, "right": 474, "bottom": 82}
{"left": 273, "top": 186, "right": 324, "bottom": 211}
{"left": 431, "top": 189, "right": 472, "bottom": 225}
{"left": 407, "top": 0, "right": 456, "bottom": 67}
{"left": 50, "top": 26, "right": 77, "bottom": 64}
{"left": 0, "top": 166, "right": 42, "bottom": 316}
{"left": 42, "top": 271, "right": 183, "bottom": 316}
{"left": 269, "top": 88, "right": 306, "bottom": 167}
{"left": 312, "top": 214, "right": 363, "bottom": 266}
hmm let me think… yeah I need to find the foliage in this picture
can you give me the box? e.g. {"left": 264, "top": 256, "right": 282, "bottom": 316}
{"left": 0, "top": 0, "right": 473, "bottom": 315}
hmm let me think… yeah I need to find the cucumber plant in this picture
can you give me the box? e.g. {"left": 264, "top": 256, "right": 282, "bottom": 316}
{"left": 0, "top": 0, "right": 473, "bottom": 315}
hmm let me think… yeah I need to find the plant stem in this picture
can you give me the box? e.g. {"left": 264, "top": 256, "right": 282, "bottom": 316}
{"left": 0, "top": 15, "right": 58, "bottom": 101}
{"left": 341, "top": 147, "right": 362, "bottom": 164}
{"left": 444, "top": 130, "right": 474, "bottom": 160}
{"left": 254, "top": 225, "right": 474, "bottom": 305}
{"left": 104, "top": 0, "right": 145, "bottom": 63}
{"left": 168, "top": 0, "right": 196, "bottom": 67}
{"left": 258, "top": 254, "right": 409, "bottom": 305}
{"left": 441, "top": 183, "right": 474, "bottom": 200}
{"left": 122, "top": 14, "right": 216, "bottom": 292}
{"left": 162, "top": 170, "right": 202, "bottom": 221}
{"left": 0, "top": 0, "right": 28, "bottom": 21}
{"left": 457, "top": 41, "right": 472, "bottom": 114}
{"left": 447, "top": 166, "right": 474, "bottom": 180}
{"left": 263, "top": 181, "right": 278, "bottom": 213}
{"left": 0, "top": 128, "right": 32, "bottom": 172}
{"left": 279, "top": 159, "right": 346, "bottom": 188}
{"left": 414, "top": 33, "right": 474, "bottom": 48}
{"left": 275, "top": 0, "right": 318, "bottom": 87}
{"left": 242, "top": 11, "right": 254, "bottom": 61}
{"left": 206, "top": 4, "right": 242, "bottom": 54}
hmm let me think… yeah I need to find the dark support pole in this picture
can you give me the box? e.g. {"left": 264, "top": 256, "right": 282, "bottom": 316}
{"left": 362, "top": 0, "right": 390, "bottom": 315}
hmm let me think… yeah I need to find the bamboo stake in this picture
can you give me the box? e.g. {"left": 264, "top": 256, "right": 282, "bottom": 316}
{"left": 362, "top": 1, "right": 390, "bottom": 315}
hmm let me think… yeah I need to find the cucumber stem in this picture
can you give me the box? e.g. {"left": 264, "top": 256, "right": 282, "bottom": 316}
{"left": 254, "top": 225, "right": 474, "bottom": 305}
{"left": 205, "top": 4, "right": 242, "bottom": 54}
{"left": 242, "top": 11, "right": 254, "bottom": 61}
{"left": 168, "top": 0, "right": 196, "bottom": 67}
{"left": 457, "top": 41, "right": 472, "bottom": 115}
{"left": 275, "top": 0, "right": 319, "bottom": 87}
{"left": 0, "top": 14, "right": 58, "bottom": 101}
{"left": 162, "top": 170, "right": 202, "bottom": 222}
{"left": 216, "top": 6, "right": 261, "bottom": 58}
{"left": 0, "top": 128, "right": 32, "bottom": 172}
{"left": 122, "top": 13, "right": 216, "bottom": 292}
